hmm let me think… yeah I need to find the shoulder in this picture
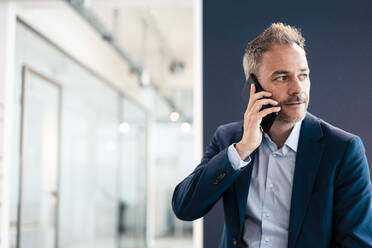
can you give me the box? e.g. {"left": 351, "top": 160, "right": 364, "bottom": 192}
{"left": 307, "top": 112, "right": 357, "bottom": 142}
{"left": 307, "top": 112, "right": 365, "bottom": 153}
{"left": 217, "top": 120, "right": 244, "bottom": 133}
{"left": 212, "top": 120, "right": 244, "bottom": 149}
{"left": 216, "top": 120, "right": 244, "bottom": 138}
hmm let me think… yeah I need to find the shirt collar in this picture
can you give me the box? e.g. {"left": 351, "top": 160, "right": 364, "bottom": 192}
{"left": 285, "top": 120, "right": 302, "bottom": 152}
{"left": 263, "top": 120, "right": 303, "bottom": 155}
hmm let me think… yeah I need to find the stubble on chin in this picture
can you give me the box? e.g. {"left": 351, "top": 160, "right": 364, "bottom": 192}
{"left": 277, "top": 103, "right": 308, "bottom": 124}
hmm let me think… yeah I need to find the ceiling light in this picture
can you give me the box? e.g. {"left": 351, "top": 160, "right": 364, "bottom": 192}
{"left": 170, "top": 112, "right": 180, "bottom": 122}
{"left": 119, "top": 122, "right": 131, "bottom": 133}
{"left": 180, "top": 122, "right": 191, "bottom": 133}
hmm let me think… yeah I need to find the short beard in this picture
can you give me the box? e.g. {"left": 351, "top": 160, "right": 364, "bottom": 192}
{"left": 277, "top": 112, "right": 306, "bottom": 124}
{"left": 276, "top": 93, "right": 310, "bottom": 124}
{"left": 276, "top": 101, "right": 309, "bottom": 124}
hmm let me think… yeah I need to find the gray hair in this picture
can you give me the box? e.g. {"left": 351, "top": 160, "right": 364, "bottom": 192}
{"left": 242, "top": 22, "right": 306, "bottom": 79}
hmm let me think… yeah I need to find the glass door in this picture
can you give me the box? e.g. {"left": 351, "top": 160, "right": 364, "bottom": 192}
{"left": 17, "top": 66, "right": 62, "bottom": 248}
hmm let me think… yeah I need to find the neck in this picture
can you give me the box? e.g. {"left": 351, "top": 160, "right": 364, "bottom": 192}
{"left": 268, "top": 119, "right": 297, "bottom": 149}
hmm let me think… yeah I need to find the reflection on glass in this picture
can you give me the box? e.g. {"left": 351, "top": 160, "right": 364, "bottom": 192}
{"left": 118, "top": 98, "right": 147, "bottom": 247}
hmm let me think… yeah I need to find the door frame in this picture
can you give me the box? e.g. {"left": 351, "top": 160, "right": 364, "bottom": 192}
{"left": 17, "top": 65, "right": 63, "bottom": 248}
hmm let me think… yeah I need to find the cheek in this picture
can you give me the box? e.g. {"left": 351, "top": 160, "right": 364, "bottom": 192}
{"left": 266, "top": 86, "right": 284, "bottom": 100}
{"left": 271, "top": 93, "right": 286, "bottom": 104}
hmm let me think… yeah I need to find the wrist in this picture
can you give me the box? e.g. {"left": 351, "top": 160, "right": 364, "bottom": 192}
{"left": 235, "top": 142, "right": 254, "bottom": 160}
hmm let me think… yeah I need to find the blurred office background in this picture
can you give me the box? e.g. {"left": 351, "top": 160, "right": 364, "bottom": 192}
{"left": 0, "top": 0, "right": 202, "bottom": 247}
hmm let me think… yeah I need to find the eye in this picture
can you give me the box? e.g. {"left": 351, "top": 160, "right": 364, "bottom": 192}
{"left": 299, "top": 74, "right": 308, "bottom": 80}
{"left": 275, "top": 76, "right": 287, "bottom": 81}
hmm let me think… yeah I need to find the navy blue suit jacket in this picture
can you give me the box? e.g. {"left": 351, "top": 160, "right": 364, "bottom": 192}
{"left": 172, "top": 112, "right": 372, "bottom": 248}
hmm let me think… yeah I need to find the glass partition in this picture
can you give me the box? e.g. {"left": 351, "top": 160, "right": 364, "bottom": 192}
{"left": 13, "top": 20, "right": 148, "bottom": 248}
{"left": 118, "top": 98, "right": 148, "bottom": 248}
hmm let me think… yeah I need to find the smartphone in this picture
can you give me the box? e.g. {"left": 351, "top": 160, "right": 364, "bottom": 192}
{"left": 241, "top": 73, "right": 278, "bottom": 133}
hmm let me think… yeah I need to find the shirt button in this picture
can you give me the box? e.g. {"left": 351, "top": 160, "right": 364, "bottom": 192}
{"left": 269, "top": 183, "right": 273, "bottom": 188}
{"left": 266, "top": 213, "right": 270, "bottom": 217}
{"left": 232, "top": 238, "right": 237, "bottom": 246}
{"left": 265, "top": 237, "right": 270, "bottom": 242}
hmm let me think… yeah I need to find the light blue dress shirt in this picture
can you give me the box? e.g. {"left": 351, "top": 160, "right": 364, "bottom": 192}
{"left": 227, "top": 121, "right": 302, "bottom": 248}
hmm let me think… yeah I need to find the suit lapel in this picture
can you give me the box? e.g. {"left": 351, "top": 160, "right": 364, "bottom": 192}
{"left": 288, "top": 113, "right": 325, "bottom": 248}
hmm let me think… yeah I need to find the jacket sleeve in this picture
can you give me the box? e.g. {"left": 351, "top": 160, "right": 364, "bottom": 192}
{"left": 172, "top": 125, "right": 248, "bottom": 221}
{"left": 333, "top": 136, "right": 372, "bottom": 247}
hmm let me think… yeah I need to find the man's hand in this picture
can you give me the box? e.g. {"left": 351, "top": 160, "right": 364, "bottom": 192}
{"left": 235, "top": 84, "right": 281, "bottom": 160}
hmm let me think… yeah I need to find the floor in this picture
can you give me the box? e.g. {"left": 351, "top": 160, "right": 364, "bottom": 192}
{"left": 153, "top": 236, "right": 193, "bottom": 248}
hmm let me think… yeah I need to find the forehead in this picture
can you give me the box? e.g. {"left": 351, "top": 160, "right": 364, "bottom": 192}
{"left": 259, "top": 43, "right": 308, "bottom": 74}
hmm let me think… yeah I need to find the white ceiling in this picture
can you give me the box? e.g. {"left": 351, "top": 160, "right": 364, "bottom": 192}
{"left": 13, "top": 0, "right": 195, "bottom": 119}
{"left": 90, "top": 0, "right": 192, "bottom": 8}
{"left": 90, "top": 0, "right": 194, "bottom": 90}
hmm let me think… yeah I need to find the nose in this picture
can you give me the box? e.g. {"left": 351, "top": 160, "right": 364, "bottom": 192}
{"left": 288, "top": 76, "right": 303, "bottom": 95}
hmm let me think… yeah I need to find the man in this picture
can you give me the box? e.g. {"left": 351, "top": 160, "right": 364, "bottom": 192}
{"left": 172, "top": 23, "right": 372, "bottom": 248}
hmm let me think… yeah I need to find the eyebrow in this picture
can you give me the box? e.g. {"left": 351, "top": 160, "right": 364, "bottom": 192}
{"left": 271, "top": 68, "right": 310, "bottom": 77}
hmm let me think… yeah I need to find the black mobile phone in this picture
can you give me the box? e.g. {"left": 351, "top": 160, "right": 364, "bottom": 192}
{"left": 242, "top": 73, "right": 278, "bottom": 133}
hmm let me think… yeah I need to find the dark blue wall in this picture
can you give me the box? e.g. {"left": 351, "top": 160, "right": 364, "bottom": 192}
{"left": 202, "top": 0, "right": 372, "bottom": 247}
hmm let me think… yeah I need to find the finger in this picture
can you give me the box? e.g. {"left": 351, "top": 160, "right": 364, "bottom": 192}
{"left": 246, "top": 84, "right": 254, "bottom": 112}
{"left": 247, "top": 88, "right": 271, "bottom": 111}
{"left": 251, "top": 98, "right": 279, "bottom": 113}
{"left": 250, "top": 83, "right": 255, "bottom": 96}
{"left": 251, "top": 91, "right": 272, "bottom": 101}
{"left": 247, "top": 91, "right": 272, "bottom": 112}
{"left": 257, "top": 106, "right": 281, "bottom": 119}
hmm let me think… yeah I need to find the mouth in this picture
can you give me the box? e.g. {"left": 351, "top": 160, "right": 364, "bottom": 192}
{"left": 284, "top": 102, "right": 303, "bottom": 107}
